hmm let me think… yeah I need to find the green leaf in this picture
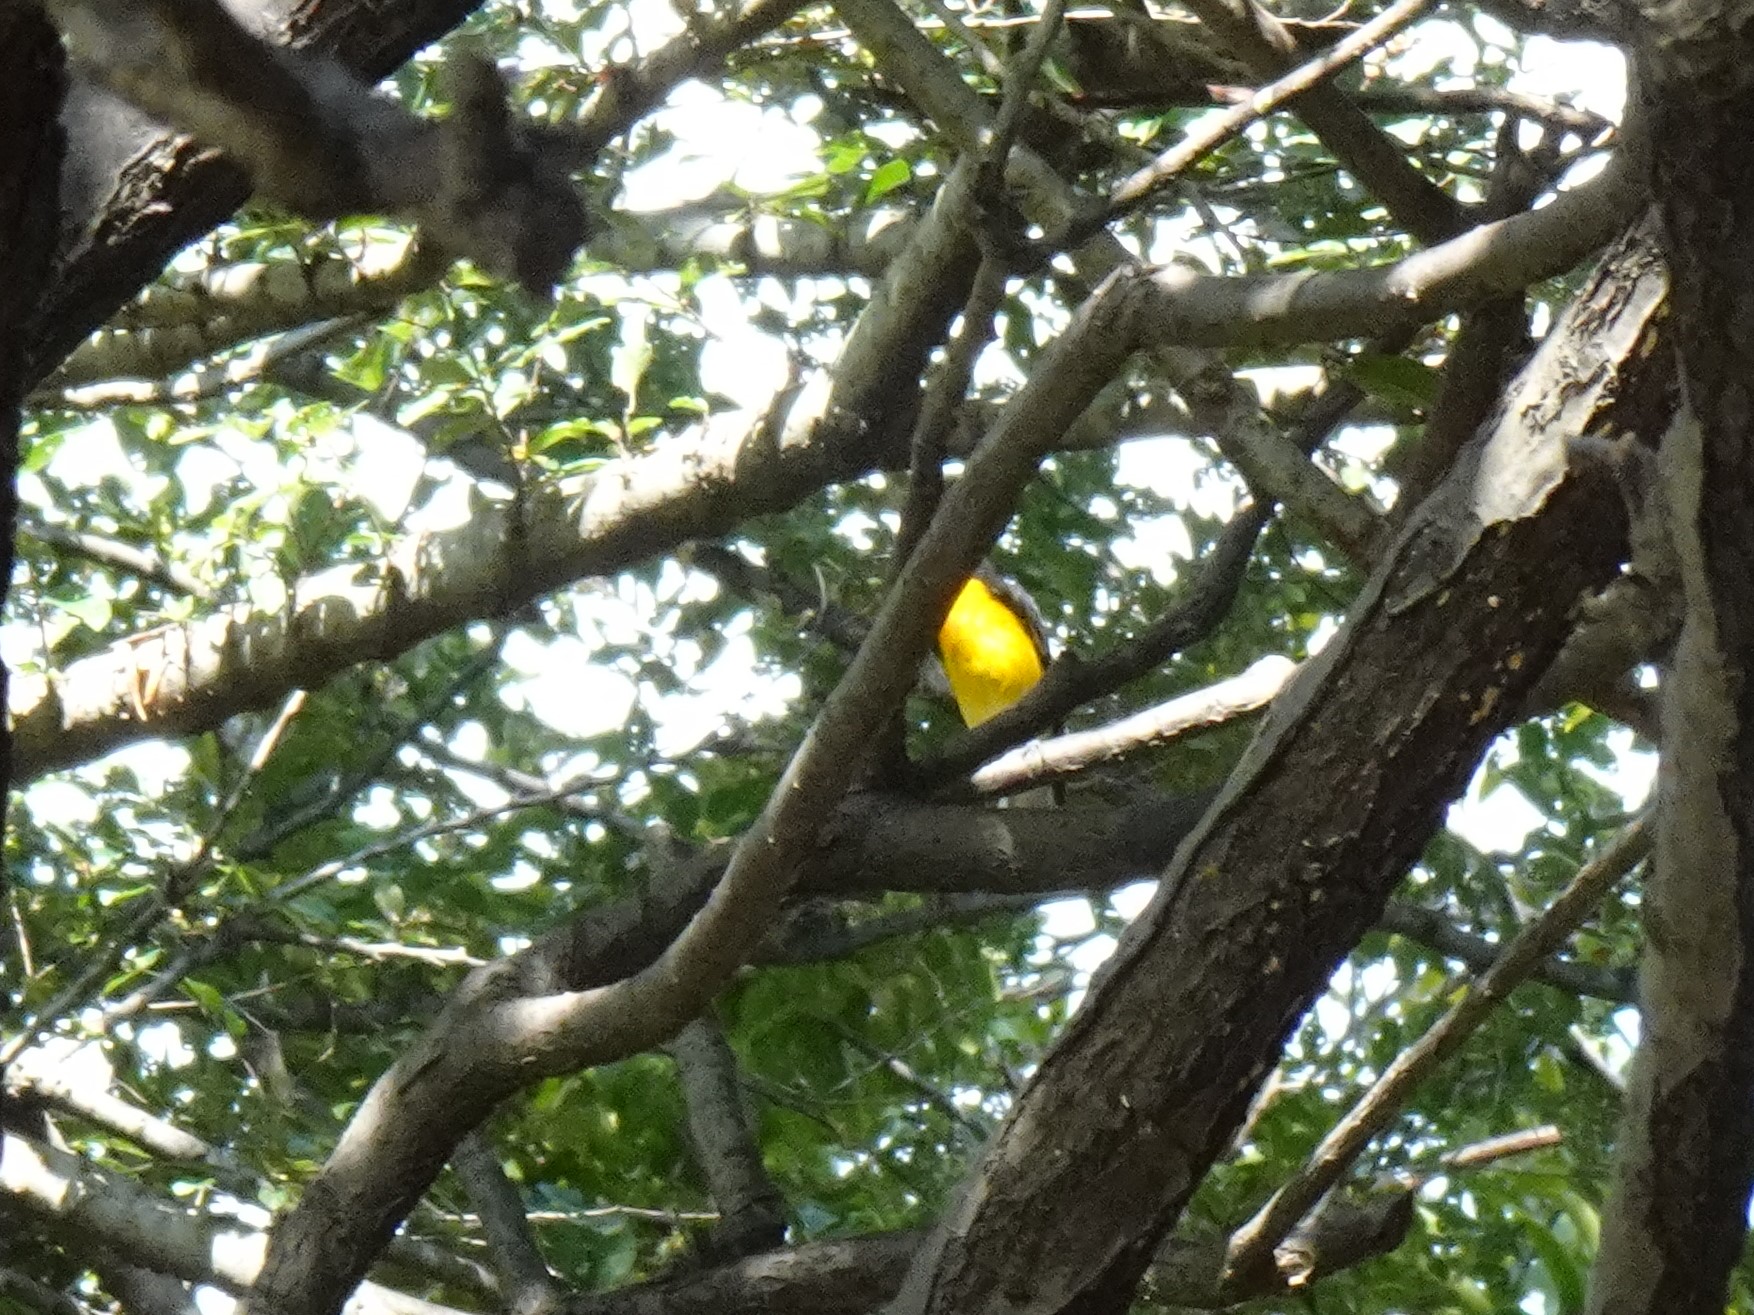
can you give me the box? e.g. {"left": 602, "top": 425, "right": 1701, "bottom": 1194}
{"left": 59, "top": 593, "right": 113, "bottom": 631}
{"left": 865, "top": 158, "right": 912, "bottom": 203}
{"left": 1348, "top": 353, "right": 1442, "bottom": 409}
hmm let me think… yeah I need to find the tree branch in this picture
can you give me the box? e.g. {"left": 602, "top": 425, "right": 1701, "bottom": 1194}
{"left": 44, "top": 1, "right": 588, "bottom": 290}
{"left": 1221, "top": 816, "right": 1649, "bottom": 1296}
{"left": 0, "top": 1130, "right": 471, "bottom": 1315}
{"left": 668, "top": 1016, "right": 787, "bottom": 1261}
{"left": 885, "top": 221, "right": 1669, "bottom": 1315}
{"left": 452, "top": 1132, "right": 563, "bottom": 1315}
{"left": 1176, "top": 0, "right": 1468, "bottom": 244}
{"left": 12, "top": 160, "right": 1637, "bottom": 785}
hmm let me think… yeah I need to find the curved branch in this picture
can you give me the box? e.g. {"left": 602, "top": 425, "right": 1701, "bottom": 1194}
{"left": 15, "top": 162, "right": 1637, "bottom": 784}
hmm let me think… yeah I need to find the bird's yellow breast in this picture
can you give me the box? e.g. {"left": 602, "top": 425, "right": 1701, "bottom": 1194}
{"left": 937, "top": 577, "right": 1046, "bottom": 727}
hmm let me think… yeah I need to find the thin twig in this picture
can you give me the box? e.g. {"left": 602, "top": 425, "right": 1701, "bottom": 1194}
{"left": 917, "top": 0, "right": 1006, "bottom": 77}
{"left": 234, "top": 636, "right": 505, "bottom": 859}
{"left": 893, "top": 256, "right": 1010, "bottom": 571}
{"left": 1085, "top": 0, "right": 1438, "bottom": 233}
{"left": 987, "top": 0, "right": 1069, "bottom": 166}
{"left": 1220, "top": 815, "right": 1650, "bottom": 1294}
{"left": 1, "top": 899, "right": 165, "bottom": 1067}
{"left": 20, "top": 520, "right": 204, "bottom": 597}
{"left": 829, "top": 1018, "right": 994, "bottom": 1141}
{"left": 274, "top": 775, "right": 606, "bottom": 903}
{"left": 170, "top": 689, "right": 309, "bottom": 903}
{"left": 43, "top": 316, "right": 370, "bottom": 411}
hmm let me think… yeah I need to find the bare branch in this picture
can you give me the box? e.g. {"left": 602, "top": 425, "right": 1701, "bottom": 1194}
{"left": 19, "top": 519, "right": 204, "bottom": 597}
{"left": 668, "top": 1016, "right": 787, "bottom": 1261}
{"left": 1176, "top": 0, "right": 1467, "bottom": 244}
{"left": 452, "top": 1133, "right": 564, "bottom": 1315}
{"left": 1093, "top": 0, "right": 1440, "bottom": 229}
{"left": 970, "top": 657, "right": 1294, "bottom": 796}
{"left": 1220, "top": 817, "right": 1649, "bottom": 1296}
{"left": 0, "top": 1130, "right": 470, "bottom": 1315}
{"left": 40, "top": 241, "right": 439, "bottom": 394}
{"left": 5, "top": 1048, "right": 256, "bottom": 1191}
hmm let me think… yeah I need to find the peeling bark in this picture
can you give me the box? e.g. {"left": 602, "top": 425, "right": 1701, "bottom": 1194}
{"left": 1586, "top": 49, "right": 1754, "bottom": 1314}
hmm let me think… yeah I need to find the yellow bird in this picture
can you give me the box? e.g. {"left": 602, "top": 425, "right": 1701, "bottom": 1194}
{"left": 936, "top": 568, "right": 1052, "bottom": 727}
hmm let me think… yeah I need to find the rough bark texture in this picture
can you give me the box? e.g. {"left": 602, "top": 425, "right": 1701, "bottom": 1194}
{"left": 565, "top": 1232, "right": 924, "bottom": 1315}
{"left": 888, "top": 228, "right": 1673, "bottom": 1315}
{"left": 1586, "top": 58, "right": 1754, "bottom": 1314}
{"left": 0, "top": 2, "right": 69, "bottom": 995}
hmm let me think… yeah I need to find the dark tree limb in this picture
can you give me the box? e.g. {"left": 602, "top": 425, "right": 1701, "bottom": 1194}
{"left": 30, "top": 0, "right": 805, "bottom": 384}
{"left": 562, "top": 1231, "right": 923, "bottom": 1315}
{"left": 452, "top": 1133, "right": 563, "bottom": 1315}
{"left": 885, "top": 224, "right": 1672, "bottom": 1315}
{"left": 668, "top": 1016, "right": 787, "bottom": 1262}
{"left": 45, "top": 0, "right": 588, "bottom": 290}
{"left": 32, "top": 0, "right": 486, "bottom": 388}
{"left": 1587, "top": 34, "right": 1754, "bottom": 1311}
{"left": 0, "top": 4, "right": 65, "bottom": 897}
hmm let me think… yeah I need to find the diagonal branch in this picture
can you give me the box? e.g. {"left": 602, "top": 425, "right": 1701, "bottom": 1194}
{"left": 1091, "top": 0, "right": 1440, "bottom": 231}
{"left": 1220, "top": 816, "right": 1650, "bottom": 1297}
{"left": 668, "top": 1015, "right": 787, "bottom": 1261}
{"left": 451, "top": 1133, "right": 563, "bottom": 1315}
{"left": 1177, "top": 0, "right": 1467, "bottom": 243}
{"left": 884, "top": 221, "right": 1671, "bottom": 1315}
{"left": 13, "top": 160, "right": 1637, "bottom": 785}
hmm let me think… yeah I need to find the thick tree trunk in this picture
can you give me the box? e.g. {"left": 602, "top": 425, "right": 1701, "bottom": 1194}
{"left": 1587, "top": 52, "right": 1754, "bottom": 1315}
{"left": 892, "top": 227, "right": 1672, "bottom": 1315}
{"left": 0, "top": 5, "right": 69, "bottom": 908}
{"left": 0, "top": 0, "right": 68, "bottom": 1183}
